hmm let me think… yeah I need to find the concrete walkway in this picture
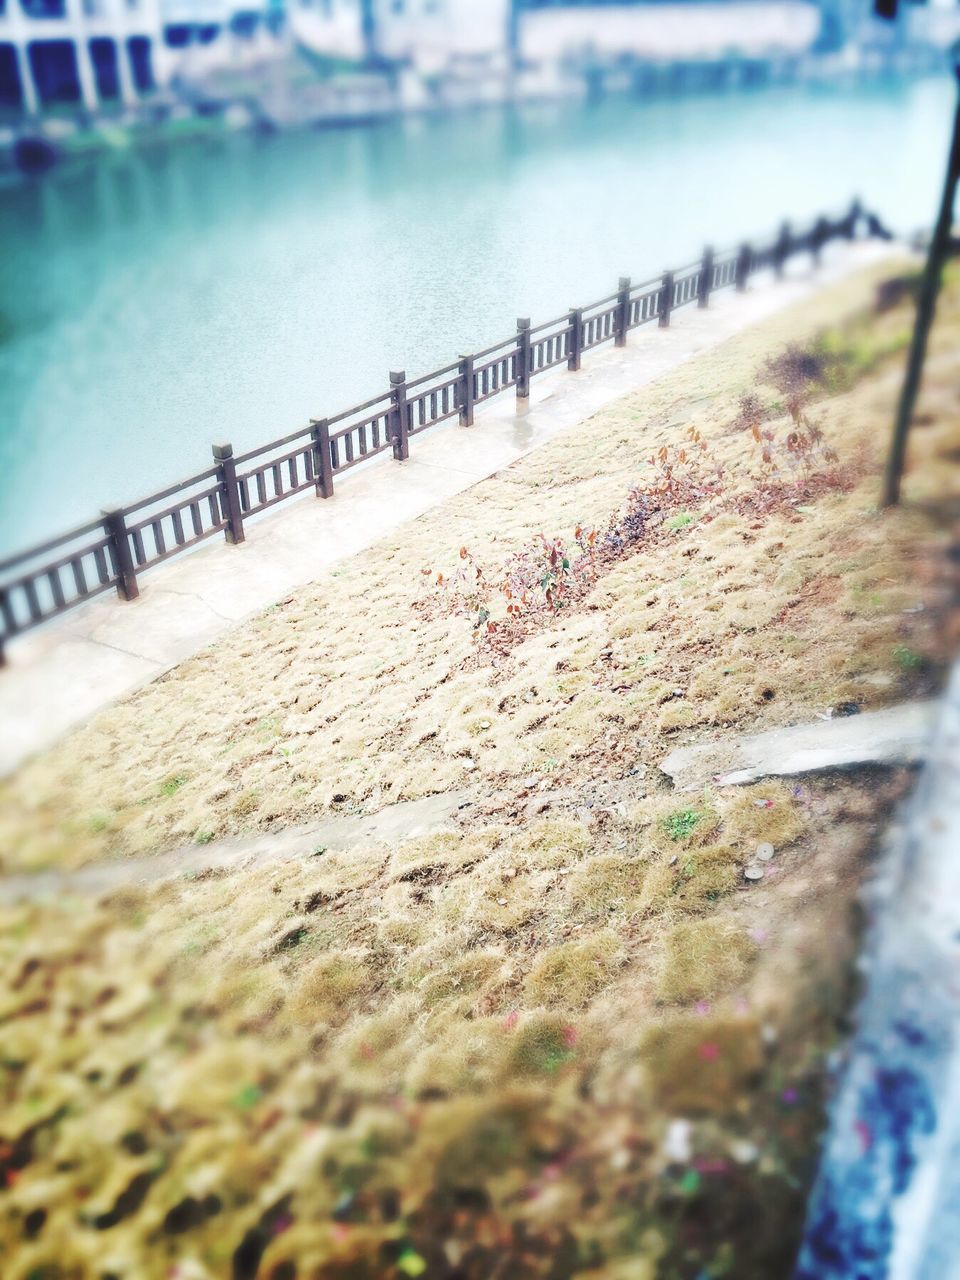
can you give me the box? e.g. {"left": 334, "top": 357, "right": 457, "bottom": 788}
{"left": 0, "top": 240, "right": 898, "bottom": 776}
{"left": 661, "top": 700, "right": 937, "bottom": 790}
{"left": 0, "top": 789, "right": 472, "bottom": 905}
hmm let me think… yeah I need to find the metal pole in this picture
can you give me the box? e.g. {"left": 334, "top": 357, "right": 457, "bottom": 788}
{"left": 883, "top": 53, "right": 960, "bottom": 508}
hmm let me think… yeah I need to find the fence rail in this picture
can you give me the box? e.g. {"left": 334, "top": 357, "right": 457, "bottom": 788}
{"left": 0, "top": 198, "right": 885, "bottom": 662}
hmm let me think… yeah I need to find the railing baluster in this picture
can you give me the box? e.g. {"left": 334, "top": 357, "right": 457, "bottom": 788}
{"left": 47, "top": 569, "right": 65, "bottom": 610}
{"left": 152, "top": 519, "right": 165, "bottom": 557}
{"left": 94, "top": 546, "right": 109, "bottom": 585}
{"left": 71, "top": 556, "right": 87, "bottom": 596}
{"left": 23, "top": 578, "right": 41, "bottom": 621}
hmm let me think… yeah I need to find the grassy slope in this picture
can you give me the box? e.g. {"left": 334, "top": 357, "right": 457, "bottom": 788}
{"left": 1, "top": 261, "right": 958, "bottom": 1279}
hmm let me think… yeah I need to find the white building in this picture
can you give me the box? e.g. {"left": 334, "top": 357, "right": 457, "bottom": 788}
{"left": 0, "top": 0, "right": 163, "bottom": 113}
{"left": 517, "top": 2, "right": 823, "bottom": 65}
{"left": 290, "top": 0, "right": 511, "bottom": 73}
{"left": 0, "top": 0, "right": 284, "bottom": 114}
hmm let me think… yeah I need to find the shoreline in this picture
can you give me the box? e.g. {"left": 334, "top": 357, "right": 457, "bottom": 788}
{"left": 1, "top": 50, "right": 949, "bottom": 178}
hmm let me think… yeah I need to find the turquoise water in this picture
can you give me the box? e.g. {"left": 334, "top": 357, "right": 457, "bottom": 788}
{"left": 0, "top": 77, "right": 953, "bottom": 555}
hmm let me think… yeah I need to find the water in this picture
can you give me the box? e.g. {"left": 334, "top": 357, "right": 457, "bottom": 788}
{"left": 0, "top": 76, "right": 954, "bottom": 556}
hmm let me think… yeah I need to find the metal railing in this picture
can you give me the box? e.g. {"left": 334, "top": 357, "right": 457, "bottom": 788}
{"left": 0, "top": 198, "right": 885, "bottom": 662}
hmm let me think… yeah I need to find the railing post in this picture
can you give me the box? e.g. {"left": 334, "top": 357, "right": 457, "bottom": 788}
{"left": 389, "top": 371, "right": 409, "bottom": 460}
{"left": 458, "top": 355, "right": 475, "bottom": 427}
{"left": 311, "top": 418, "right": 334, "bottom": 499}
{"left": 515, "top": 319, "right": 531, "bottom": 404}
{"left": 567, "top": 307, "right": 583, "bottom": 370}
{"left": 735, "top": 243, "right": 751, "bottom": 292}
{"left": 774, "top": 221, "right": 791, "bottom": 279}
{"left": 213, "top": 443, "right": 245, "bottom": 545}
{"left": 102, "top": 507, "right": 139, "bottom": 601}
{"left": 811, "top": 217, "right": 828, "bottom": 267}
{"left": 697, "top": 248, "right": 713, "bottom": 308}
{"left": 658, "top": 270, "right": 674, "bottom": 328}
{"left": 845, "top": 196, "right": 862, "bottom": 240}
{"left": 614, "top": 277, "right": 630, "bottom": 346}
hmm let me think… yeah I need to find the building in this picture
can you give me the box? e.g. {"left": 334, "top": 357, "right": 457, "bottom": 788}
{"left": 515, "top": 1, "right": 823, "bottom": 65}
{"left": 290, "top": 0, "right": 511, "bottom": 73}
{"left": 0, "top": 0, "right": 162, "bottom": 113}
{"left": 0, "top": 0, "right": 284, "bottom": 115}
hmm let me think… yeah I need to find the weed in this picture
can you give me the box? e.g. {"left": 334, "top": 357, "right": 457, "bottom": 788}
{"left": 667, "top": 512, "right": 697, "bottom": 531}
{"left": 662, "top": 809, "right": 702, "bottom": 842}
{"left": 194, "top": 829, "right": 215, "bottom": 845}
{"left": 892, "top": 643, "right": 923, "bottom": 672}
{"left": 160, "top": 775, "right": 188, "bottom": 797}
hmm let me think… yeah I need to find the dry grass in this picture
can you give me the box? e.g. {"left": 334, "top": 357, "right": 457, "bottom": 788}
{"left": 1, "top": 259, "right": 958, "bottom": 1277}
{"left": 1, "top": 261, "right": 952, "bottom": 878}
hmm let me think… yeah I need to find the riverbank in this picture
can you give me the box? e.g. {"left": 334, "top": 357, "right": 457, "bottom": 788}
{"left": 0, "top": 48, "right": 949, "bottom": 179}
{"left": 0, "top": 239, "right": 896, "bottom": 776}
{"left": 0, "top": 251, "right": 957, "bottom": 1276}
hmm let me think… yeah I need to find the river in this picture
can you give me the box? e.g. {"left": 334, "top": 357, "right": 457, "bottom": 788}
{"left": 0, "top": 75, "right": 953, "bottom": 555}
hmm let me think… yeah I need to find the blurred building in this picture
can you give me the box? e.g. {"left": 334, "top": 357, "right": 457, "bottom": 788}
{"left": 0, "top": 0, "right": 284, "bottom": 113}
{"left": 289, "top": 0, "right": 511, "bottom": 72}
{"left": 0, "top": 0, "right": 160, "bottom": 112}
{"left": 5, "top": 0, "right": 960, "bottom": 118}
{"left": 515, "top": 0, "right": 822, "bottom": 63}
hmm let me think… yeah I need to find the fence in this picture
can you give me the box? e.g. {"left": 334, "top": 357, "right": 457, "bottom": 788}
{"left": 0, "top": 199, "right": 888, "bottom": 663}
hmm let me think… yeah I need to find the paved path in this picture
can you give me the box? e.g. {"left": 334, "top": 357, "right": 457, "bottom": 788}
{"left": 0, "top": 789, "right": 471, "bottom": 905}
{"left": 1, "top": 241, "right": 898, "bottom": 776}
{"left": 661, "top": 700, "right": 937, "bottom": 790}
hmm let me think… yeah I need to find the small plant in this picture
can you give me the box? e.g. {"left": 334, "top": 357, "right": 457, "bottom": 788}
{"left": 667, "top": 512, "right": 696, "bottom": 531}
{"left": 275, "top": 926, "right": 310, "bottom": 951}
{"left": 194, "top": 829, "right": 215, "bottom": 845}
{"left": 429, "top": 528, "right": 599, "bottom": 650}
{"left": 160, "top": 775, "right": 188, "bottom": 797}
{"left": 663, "top": 809, "right": 702, "bottom": 842}
{"left": 892, "top": 643, "right": 923, "bottom": 672}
